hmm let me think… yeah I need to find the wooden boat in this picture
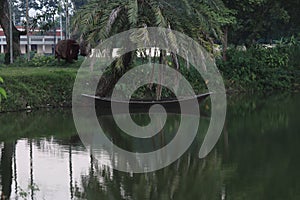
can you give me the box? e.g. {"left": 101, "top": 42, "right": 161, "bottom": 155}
{"left": 81, "top": 92, "right": 211, "bottom": 115}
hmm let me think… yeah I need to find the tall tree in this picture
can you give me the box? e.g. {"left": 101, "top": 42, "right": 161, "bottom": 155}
{"left": 32, "top": 0, "right": 59, "bottom": 31}
{"left": 0, "top": 0, "right": 26, "bottom": 64}
{"left": 72, "top": 0, "right": 234, "bottom": 97}
{"left": 281, "top": 0, "right": 300, "bottom": 36}
{"left": 12, "top": 0, "right": 40, "bottom": 25}
{"left": 73, "top": 0, "right": 233, "bottom": 47}
{"left": 224, "top": 0, "right": 290, "bottom": 46}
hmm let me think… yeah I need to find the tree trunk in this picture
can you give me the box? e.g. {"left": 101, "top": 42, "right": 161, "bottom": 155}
{"left": 222, "top": 26, "right": 228, "bottom": 62}
{"left": 0, "top": 0, "right": 26, "bottom": 64}
{"left": 96, "top": 52, "right": 133, "bottom": 97}
{"left": 53, "top": 15, "right": 56, "bottom": 56}
{"left": 156, "top": 49, "right": 167, "bottom": 100}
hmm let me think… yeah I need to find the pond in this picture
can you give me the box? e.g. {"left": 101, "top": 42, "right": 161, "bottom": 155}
{"left": 0, "top": 92, "right": 299, "bottom": 200}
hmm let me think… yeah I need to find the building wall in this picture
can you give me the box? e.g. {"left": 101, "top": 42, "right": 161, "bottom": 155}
{"left": 0, "top": 35, "right": 65, "bottom": 55}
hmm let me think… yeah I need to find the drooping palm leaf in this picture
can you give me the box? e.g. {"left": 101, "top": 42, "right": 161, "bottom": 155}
{"left": 71, "top": 0, "right": 235, "bottom": 98}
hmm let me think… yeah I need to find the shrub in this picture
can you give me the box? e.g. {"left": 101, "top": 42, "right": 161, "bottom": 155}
{"left": 217, "top": 44, "right": 297, "bottom": 91}
{"left": 29, "top": 54, "right": 57, "bottom": 67}
{"left": 0, "top": 53, "right": 84, "bottom": 68}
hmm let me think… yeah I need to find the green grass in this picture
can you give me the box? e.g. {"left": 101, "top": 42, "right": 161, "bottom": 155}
{"left": 0, "top": 67, "right": 78, "bottom": 76}
{"left": 0, "top": 67, "right": 77, "bottom": 112}
{"left": 0, "top": 53, "right": 85, "bottom": 68}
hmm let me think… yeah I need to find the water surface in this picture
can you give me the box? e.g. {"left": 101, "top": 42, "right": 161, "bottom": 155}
{"left": 0, "top": 93, "right": 299, "bottom": 199}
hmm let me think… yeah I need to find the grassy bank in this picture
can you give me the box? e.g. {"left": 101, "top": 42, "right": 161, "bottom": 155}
{"left": 0, "top": 67, "right": 77, "bottom": 112}
{"left": 0, "top": 42, "right": 299, "bottom": 112}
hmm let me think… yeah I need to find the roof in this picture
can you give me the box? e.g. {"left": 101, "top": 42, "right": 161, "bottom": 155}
{"left": 0, "top": 26, "right": 65, "bottom": 37}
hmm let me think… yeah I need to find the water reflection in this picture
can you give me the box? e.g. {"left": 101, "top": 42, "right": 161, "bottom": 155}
{"left": 0, "top": 93, "right": 299, "bottom": 199}
{"left": 0, "top": 142, "right": 14, "bottom": 199}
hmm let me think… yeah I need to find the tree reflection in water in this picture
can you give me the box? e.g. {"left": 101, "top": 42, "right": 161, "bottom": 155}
{"left": 0, "top": 93, "right": 299, "bottom": 199}
{"left": 0, "top": 142, "right": 14, "bottom": 200}
{"left": 74, "top": 112, "right": 228, "bottom": 200}
{"left": 74, "top": 148, "right": 230, "bottom": 200}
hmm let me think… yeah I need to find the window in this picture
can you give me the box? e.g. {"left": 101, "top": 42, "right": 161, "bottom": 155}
{"left": 45, "top": 38, "right": 55, "bottom": 42}
{"left": 31, "top": 44, "right": 37, "bottom": 52}
{"left": 31, "top": 38, "right": 43, "bottom": 42}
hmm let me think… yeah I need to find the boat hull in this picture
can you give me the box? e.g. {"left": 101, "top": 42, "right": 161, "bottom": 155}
{"left": 81, "top": 93, "right": 211, "bottom": 115}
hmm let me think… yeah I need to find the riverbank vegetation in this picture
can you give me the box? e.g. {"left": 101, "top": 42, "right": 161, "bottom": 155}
{"left": 0, "top": 0, "right": 299, "bottom": 111}
{"left": 217, "top": 38, "right": 300, "bottom": 92}
{"left": 1, "top": 40, "right": 299, "bottom": 112}
{"left": 0, "top": 67, "right": 76, "bottom": 112}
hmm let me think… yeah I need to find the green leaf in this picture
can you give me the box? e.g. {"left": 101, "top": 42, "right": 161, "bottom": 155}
{"left": 0, "top": 77, "right": 3, "bottom": 83}
{"left": 128, "top": 0, "right": 138, "bottom": 26}
{"left": 0, "top": 87, "right": 7, "bottom": 99}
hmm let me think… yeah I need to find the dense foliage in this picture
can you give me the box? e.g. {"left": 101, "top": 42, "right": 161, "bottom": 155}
{"left": 217, "top": 41, "right": 300, "bottom": 91}
{"left": 73, "top": 0, "right": 234, "bottom": 48}
{"left": 223, "top": 0, "right": 300, "bottom": 46}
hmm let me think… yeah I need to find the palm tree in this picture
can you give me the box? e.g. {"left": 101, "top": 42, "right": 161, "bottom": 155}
{"left": 74, "top": 0, "right": 232, "bottom": 44}
{"left": 72, "top": 0, "right": 234, "bottom": 98}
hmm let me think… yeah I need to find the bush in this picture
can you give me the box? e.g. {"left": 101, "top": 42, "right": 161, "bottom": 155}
{"left": 281, "top": 37, "right": 300, "bottom": 69}
{"left": 217, "top": 44, "right": 297, "bottom": 91}
{"left": 29, "top": 54, "right": 57, "bottom": 67}
{"left": 0, "top": 53, "right": 84, "bottom": 68}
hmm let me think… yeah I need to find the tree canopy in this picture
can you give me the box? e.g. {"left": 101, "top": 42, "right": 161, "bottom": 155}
{"left": 224, "top": 0, "right": 299, "bottom": 46}
{"left": 1, "top": 0, "right": 299, "bottom": 64}
{"left": 72, "top": 0, "right": 235, "bottom": 49}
